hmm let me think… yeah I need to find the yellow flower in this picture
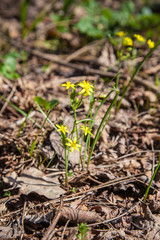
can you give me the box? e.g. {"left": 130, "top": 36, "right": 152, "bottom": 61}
{"left": 134, "top": 34, "right": 145, "bottom": 43}
{"left": 66, "top": 137, "right": 81, "bottom": 153}
{"left": 147, "top": 39, "right": 155, "bottom": 48}
{"left": 116, "top": 31, "right": 126, "bottom": 37}
{"left": 61, "top": 81, "right": 75, "bottom": 90}
{"left": 122, "top": 37, "right": 133, "bottom": 47}
{"left": 81, "top": 125, "right": 93, "bottom": 136}
{"left": 56, "top": 124, "right": 69, "bottom": 135}
{"left": 78, "top": 80, "right": 93, "bottom": 96}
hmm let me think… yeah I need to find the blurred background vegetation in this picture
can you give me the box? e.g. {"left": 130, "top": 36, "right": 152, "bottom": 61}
{"left": 0, "top": 0, "right": 160, "bottom": 52}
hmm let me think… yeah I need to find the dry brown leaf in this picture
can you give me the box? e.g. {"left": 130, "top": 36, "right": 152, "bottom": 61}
{"left": 0, "top": 226, "right": 13, "bottom": 239}
{"left": 146, "top": 215, "right": 160, "bottom": 240}
{"left": 138, "top": 114, "right": 155, "bottom": 126}
{"left": 118, "top": 137, "right": 126, "bottom": 155}
{"left": 94, "top": 170, "right": 116, "bottom": 182}
{"left": 98, "top": 41, "right": 116, "bottom": 68}
{"left": 101, "top": 229, "right": 126, "bottom": 240}
{"left": 0, "top": 203, "right": 7, "bottom": 216}
{"left": 149, "top": 200, "right": 160, "bottom": 214}
{"left": 60, "top": 207, "right": 101, "bottom": 223}
{"left": 91, "top": 205, "right": 112, "bottom": 217}
{"left": 144, "top": 90, "right": 157, "bottom": 103}
{"left": 142, "top": 204, "right": 154, "bottom": 221}
{"left": 0, "top": 223, "right": 22, "bottom": 239}
{"left": 3, "top": 167, "right": 65, "bottom": 199}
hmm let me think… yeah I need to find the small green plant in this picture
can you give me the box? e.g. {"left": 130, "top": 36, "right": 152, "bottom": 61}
{"left": 3, "top": 191, "right": 11, "bottom": 197}
{"left": 108, "top": 33, "right": 160, "bottom": 203}
{"left": 70, "top": 187, "right": 76, "bottom": 192}
{"left": 30, "top": 97, "right": 59, "bottom": 157}
{"left": 77, "top": 222, "right": 89, "bottom": 240}
{"left": 143, "top": 153, "right": 160, "bottom": 203}
{"left": 74, "top": 0, "right": 160, "bottom": 39}
{"left": 116, "top": 37, "right": 160, "bottom": 110}
{"left": 20, "top": 0, "right": 55, "bottom": 38}
{"left": 53, "top": 33, "right": 158, "bottom": 188}
{"left": 48, "top": 0, "right": 160, "bottom": 44}
{"left": 55, "top": 77, "right": 119, "bottom": 188}
{"left": 0, "top": 50, "right": 20, "bottom": 79}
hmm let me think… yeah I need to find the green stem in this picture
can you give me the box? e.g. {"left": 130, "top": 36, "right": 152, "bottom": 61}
{"left": 65, "top": 148, "right": 68, "bottom": 189}
{"left": 73, "top": 109, "right": 79, "bottom": 141}
{"left": 83, "top": 90, "right": 114, "bottom": 165}
{"left": 80, "top": 133, "right": 84, "bottom": 170}
{"left": 87, "top": 89, "right": 119, "bottom": 170}
{"left": 143, "top": 154, "right": 160, "bottom": 203}
{"left": 30, "top": 106, "right": 51, "bottom": 156}
{"left": 35, "top": 102, "right": 58, "bottom": 131}
{"left": 117, "top": 40, "right": 160, "bottom": 110}
{"left": 82, "top": 90, "right": 95, "bottom": 167}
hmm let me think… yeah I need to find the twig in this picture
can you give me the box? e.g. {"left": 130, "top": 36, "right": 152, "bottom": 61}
{"left": 0, "top": 133, "right": 27, "bottom": 148}
{"left": 0, "top": 84, "right": 17, "bottom": 114}
{"left": 41, "top": 196, "right": 63, "bottom": 240}
{"left": 65, "top": 39, "right": 105, "bottom": 62}
{"left": 7, "top": 38, "right": 160, "bottom": 94}
{"left": 60, "top": 220, "right": 70, "bottom": 240}
{"left": 151, "top": 140, "right": 155, "bottom": 176}
{"left": 30, "top": 49, "right": 160, "bottom": 94}
{"left": 20, "top": 200, "right": 27, "bottom": 240}
{"left": 93, "top": 149, "right": 160, "bottom": 164}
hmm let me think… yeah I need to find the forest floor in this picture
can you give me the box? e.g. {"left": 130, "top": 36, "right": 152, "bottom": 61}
{"left": 0, "top": 0, "right": 160, "bottom": 239}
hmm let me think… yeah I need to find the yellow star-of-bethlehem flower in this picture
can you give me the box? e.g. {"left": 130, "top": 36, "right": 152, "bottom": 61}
{"left": 116, "top": 31, "right": 126, "bottom": 37}
{"left": 56, "top": 124, "right": 69, "bottom": 135}
{"left": 134, "top": 34, "right": 145, "bottom": 43}
{"left": 147, "top": 39, "right": 155, "bottom": 48}
{"left": 78, "top": 80, "right": 93, "bottom": 96}
{"left": 81, "top": 125, "right": 93, "bottom": 136}
{"left": 61, "top": 81, "right": 75, "bottom": 90}
{"left": 122, "top": 37, "right": 133, "bottom": 47}
{"left": 66, "top": 137, "right": 81, "bottom": 153}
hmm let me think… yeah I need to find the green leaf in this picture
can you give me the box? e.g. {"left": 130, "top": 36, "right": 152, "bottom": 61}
{"left": 47, "top": 99, "right": 59, "bottom": 110}
{"left": 34, "top": 96, "right": 58, "bottom": 110}
{"left": 76, "top": 16, "right": 103, "bottom": 38}
{"left": 141, "top": 6, "right": 152, "bottom": 16}
{"left": 0, "top": 50, "right": 20, "bottom": 79}
{"left": 6, "top": 50, "right": 20, "bottom": 58}
{"left": 70, "top": 87, "right": 76, "bottom": 106}
{"left": 4, "top": 56, "right": 17, "bottom": 72}
{"left": 68, "top": 171, "right": 74, "bottom": 177}
{"left": 20, "top": 0, "right": 30, "bottom": 37}
{"left": 63, "top": 0, "right": 74, "bottom": 13}
{"left": 76, "top": 17, "right": 93, "bottom": 33}
{"left": 121, "top": 0, "right": 135, "bottom": 15}
{"left": 50, "top": 13, "right": 61, "bottom": 22}
{"left": 3, "top": 191, "right": 11, "bottom": 197}
{"left": 21, "top": 50, "right": 28, "bottom": 62}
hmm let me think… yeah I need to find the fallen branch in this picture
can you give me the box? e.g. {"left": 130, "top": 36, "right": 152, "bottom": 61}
{"left": 9, "top": 38, "right": 160, "bottom": 94}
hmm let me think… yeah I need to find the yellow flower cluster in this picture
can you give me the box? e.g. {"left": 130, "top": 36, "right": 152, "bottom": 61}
{"left": 116, "top": 31, "right": 126, "bottom": 37}
{"left": 134, "top": 34, "right": 145, "bottom": 43}
{"left": 61, "top": 80, "right": 93, "bottom": 96}
{"left": 81, "top": 125, "right": 93, "bottom": 136}
{"left": 61, "top": 81, "right": 75, "bottom": 90}
{"left": 66, "top": 137, "right": 81, "bottom": 153}
{"left": 78, "top": 80, "right": 93, "bottom": 96}
{"left": 147, "top": 39, "right": 155, "bottom": 48}
{"left": 56, "top": 124, "right": 69, "bottom": 135}
{"left": 122, "top": 37, "right": 133, "bottom": 47}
